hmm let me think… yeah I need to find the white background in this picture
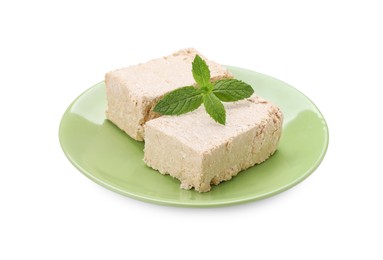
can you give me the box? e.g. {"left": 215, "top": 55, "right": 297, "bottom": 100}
{"left": 1, "top": 0, "right": 382, "bottom": 259}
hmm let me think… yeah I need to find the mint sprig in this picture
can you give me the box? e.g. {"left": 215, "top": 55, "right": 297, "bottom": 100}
{"left": 153, "top": 55, "right": 254, "bottom": 125}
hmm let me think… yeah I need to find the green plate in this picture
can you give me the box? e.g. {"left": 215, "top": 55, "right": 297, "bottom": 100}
{"left": 59, "top": 66, "right": 329, "bottom": 207}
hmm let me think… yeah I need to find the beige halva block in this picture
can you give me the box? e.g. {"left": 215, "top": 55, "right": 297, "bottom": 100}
{"left": 143, "top": 96, "right": 283, "bottom": 192}
{"left": 105, "top": 48, "right": 232, "bottom": 141}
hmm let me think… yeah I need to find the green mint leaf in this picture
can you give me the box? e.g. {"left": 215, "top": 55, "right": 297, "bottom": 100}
{"left": 203, "top": 92, "right": 226, "bottom": 125}
{"left": 153, "top": 86, "right": 203, "bottom": 115}
{"left": 192, "top": 54, "right": 211, "bottom": 87}
{"left": 212, "top": 79, "right": 254, "bottom": 102}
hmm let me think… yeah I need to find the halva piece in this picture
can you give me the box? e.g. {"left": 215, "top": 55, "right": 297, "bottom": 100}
{"left": 143, "top": 96, "right": 283, "bottom": 192}
{"left": 105, "top": 48, "right": 232, "bottom": 141}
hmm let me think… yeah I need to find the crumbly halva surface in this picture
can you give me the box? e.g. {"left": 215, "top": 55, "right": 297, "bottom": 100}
{"left": 143, "top": 96, "right": 283, "bottom": 192}
{"left": 105, "top": 48, "right": 232, "bottom": 141}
